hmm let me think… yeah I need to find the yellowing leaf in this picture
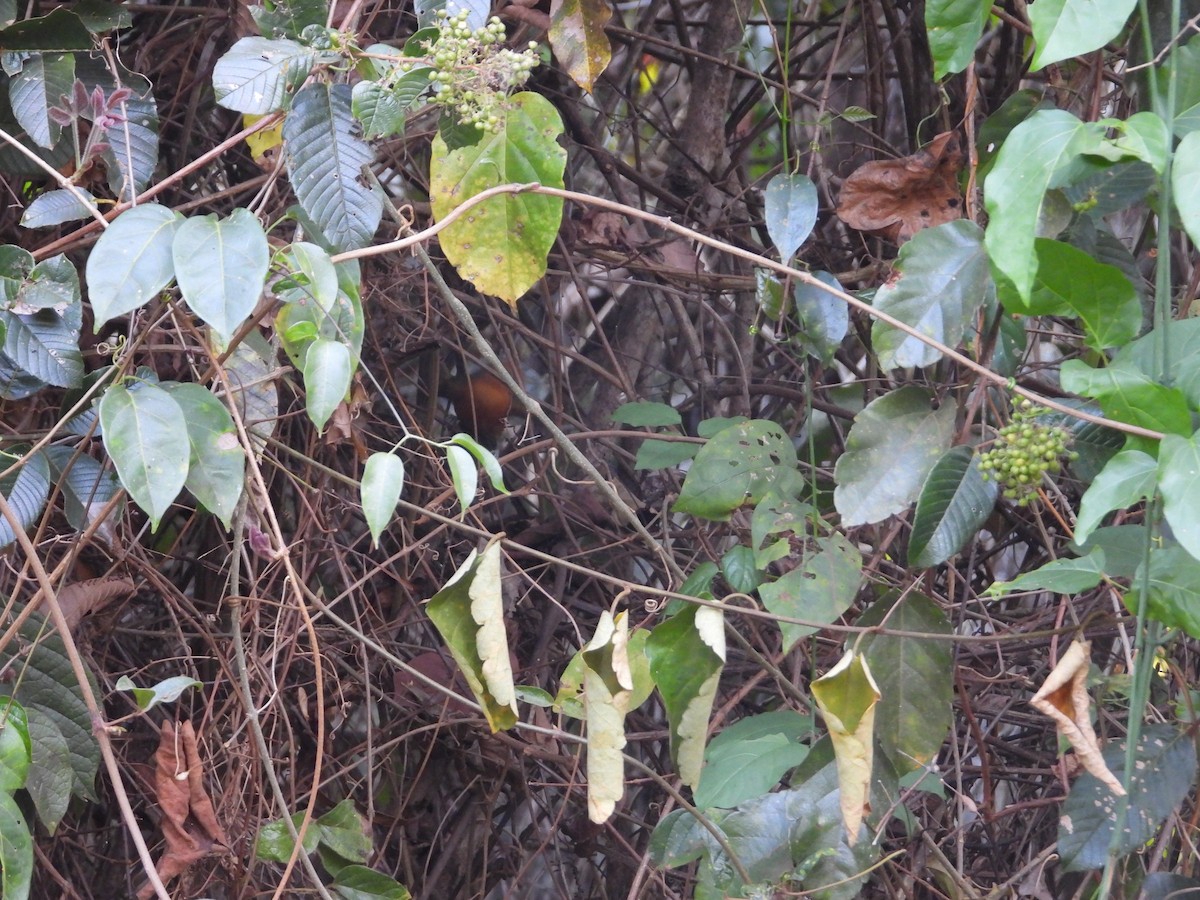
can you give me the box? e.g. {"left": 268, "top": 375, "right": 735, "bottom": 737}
{"left": 242, "top": 113, "right": 283, "bottom": 161}
{"left": 812, "top": 650, "right": 881, "bottom": 846}
{"left": 548, "top": 0, "right": 613, "bottom": 94}
{"left": 426, "top": 541, "right": 518, "bottom": 731}
{"left": 1030, "top": 640, "right": 1125, "bottom": 796}
{"left": 582, "top": 610, "right": 632, "bottom": 822}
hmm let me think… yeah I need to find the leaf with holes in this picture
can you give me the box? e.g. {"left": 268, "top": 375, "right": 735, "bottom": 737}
{"left": 759, "top": 533, "right": 862, "bottom": 652}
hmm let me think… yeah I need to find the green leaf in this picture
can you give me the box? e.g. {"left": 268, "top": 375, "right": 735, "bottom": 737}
{"left": 277, "top": 241, "right": 338, "bottom": 312}
{"left": 750, "top": 488, "right": 813, "bottom": 569}
{"left": 1002, "top": 239, "right": 1141, "bottom": 351}
{"left": 1158, "top": 432, "right": 1200, "bottom": 563}
{"left": 114, "top": 674, "right": 202, "bottom": 711}
{"left": 1103, "top": 112, "right": 1170, "bottom": 175}
{"left": 351, "top": 80, "right": 407, "bottom": 140}
{"left": 0, "top": 703, "right": 30, "bottom": 791}
{"left": 0, "top": 607, "right": 101, "bottom": 802}
{"left": 1059, "top": 725, "right": 1195, "bottom": 871}
{"left": 1162, "top": 34, "right": 1200, "bottom": 137}
{"left": 984, "top": 548, "right": 1107, "bottom": 596}
{"left": 925, "top": 0, "right": 990, "bottom": 79}
{"left": 86, "top": 204, "right": 182, "bottom": 327}
{"left": 18, "top": 253, "right": 80, "bottom": 311}
{"left": 284, "top": 83, "right": 383, "bottom": 252}
{"left": 361, "top": 452, "right": 405, "bottom": 548}
{"left": 984, "top": 109, "right": 1100, "bottom": 301}
{"left": 426, "top": 542, "right": 518, "bottom": 732}
{"left": 908, "top": 446, "right": 998, "bottom": 567}
{"left": 45, "top": 444, "right": 122, "bottom": 535}
{"left": 0, "top": 9, "right": 94, "bottom": 52}
{"left": 548, "top": 0, "right": 612, "bottom": 94}
{"left": 99, "top": 382, "right": 190, "bottom": 530}
{"left": 1174, "top": 131, "right": 1200, "bottom": 249}
{"left": 871, "top": 220, "right": 991, "bottom": 369}
{"left": 764, "top": 173, "right": 818, "bottom": 262}
{"left": 759, "top": 533, "right": 862, "bottom": 652}
{"left": 1073, "top": 450, "right": 1157, "bottom": 546}
{"left": 693, "top": 710, "right": 811, "bottom": 809}
{"left": 858, "top": 592, "right": 954, "bottom": 775}
{"left": 645, "top": 604, "right": 724, "bottom": 788}
{"left": 430, "top": 92, "right": 566, "bottom": 305}
{"left": 160, "top": 383, "right": 245, "bottom": 528}
{"left": 302, "top": 337, "right": 352, "bottom": 432}
{"left": 331, "top": 865, "right": 411, "bottom": 900}
{"left": 1123, "top": 318, "right": 1200, "bottom": 410}
{"left": 793, "top": 271, "right": 850, "bottom": 365}
{"left": 0, "top": 791, "right": 31, "bottom": 900}
{"left": 23, "top": 708, "right": 71, "bottom": 833}
{"left": 212, "top": 36, "right": 315, "bottom": 113}
{"left": 251, "top": 0, "right": 328, "bottom": 40}
{"left": 719, "top": 544, "right": 760, "bottom": 594}
{"left": 1060, "top": 357, "right": 1192, "bottom": 436}
{"left": 1138, "top": 544, "right": 1200, "bottom": 636}
{"left": 0, "top": 448, "right": 50, "bottom": 551}
{"left": 1029, "top": 0, "right": 1137, "bottom": 70}
{"left": 833, "top": 386, "right": 957, "bottom": 526}
{"left": 611, "top": 401, "right": 681, "bottom": 427}
{"left": 3, "top": 305, "right": 83, "bottom": 387}
{"left": 673, "top": 419, "right": 801, "bottom": 522}
{"left": 634, "top": 439, "right": 699, "bottom": 470}
{"left": 173, "top": 209, "right": 270, "bottom": 343}
{"left": 448, "top": 433, "right": 507, "bottom": 494}
{"left": 8, "top": 52, "right": 73, "bottom": 148}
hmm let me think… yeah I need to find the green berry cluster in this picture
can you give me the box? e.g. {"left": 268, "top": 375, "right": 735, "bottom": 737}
{"left": 424, "top": 10, "right": 539, "bottom": 134}
{"left": 978, "top": 399, "right": 1077, "bottom": 506}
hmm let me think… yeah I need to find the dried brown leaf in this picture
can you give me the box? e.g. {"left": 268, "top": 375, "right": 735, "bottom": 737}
{"left": 836, "top": 132, "right": 965, "bottom": 243}
{"left": 138, "top": 720, "right": 228, "bottom": 899}
{"left": 1029, "top": 640, "right": 1126, "bottom": 796}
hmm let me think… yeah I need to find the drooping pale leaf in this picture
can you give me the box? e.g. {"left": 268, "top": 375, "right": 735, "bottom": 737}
{"left": 759, "top": 533, "right": 861, "bottom": 652}
{"left": 302, "top": 337, "right": 352, "bottom": 433}
{"left": 114, "top": 675, "right": 202, "bottom": 712}
{"left": 1059, "top": 725, "right": 1194, "bottom": 871}
{"left": 693, "top": 710, "right": 812, "bottom": 809}
{"left": 445, "top": 443, "right": 478, "bottom": 513}
{"left": 98, "top": 382, "right": 190, "bottom": 530}
{"left": 1174, "top": 132, "right": 1200, "bottom": 249}
{"left": 161, "top": 382, "right": 245, "bottom": 528}
{"left": 833, "top": 386, "right": 957, "bottom": 526}
{"left": 86, "top": 204, "right": 182, "bottom": 327}
{"left": 23, "top": 708, "right": 71, "bottom": 833}
{"left": 8, "top": 52, "right": 74, "bottom": 147}
{"left": 212, "top": 36, "right": 315, "bottom": 113}
{"left": 173, "top": 209, "right": 269, "bottom": 343}
{"left": 448, "top": 433, "right": 507, "bottom": 494}
{"left": 645, "top": 604, "right": 724, "bottom": 787}
{"left": 426, "top": 542, "right": 518, "bottom": 731}
{"left": 0, "top": 448, "right": 50, "bottom": 550}
{"left": 1159, "top": 432, "right": 1200, "bottom": 563}
{"left": 20, "top": 187, "right": 95, "bottom": 228}
{"left": 764, "top": 172, "right": 818, "bottom": 262}
{"left": 791, "top": 271, "right": 849, "bottom": 364}
{"left": 548, "top": 0, "right": 612, "bottom": 94}
{"left": 857, "top": 592, "right": 953, "bottom": 775}
{"left": 1073, "top": 450, "right": 1157, "bottom": 546}
{"left": 284, "top": 83, "right": 382, "bottom": 251}
{"left": 581, "top": 610, "right": 632, "bottom": 823}
{"left": 908, "top": 446, "right": 998, "bottom": 567}
{"left": 871, "top": 219, "right": 990, "bottom": 370}
{"left": 430, "top": 92, "right": 566, "bottom": 306}
{"left": 925, "top": 0, "right": 990, "bottom": 79}
{"left": 0, "top": 791, "right": 31, "bottom": 900}
{"left": 984, "top": 548, "right": 1107, "bottom": 596}
{"left": 674, "top": 419, "right": 802, "bottom": 521}
{"left": 0, "top": 606, "right": 100, "bottom": 801}
{"left": 361, "top": 452, "right": 405, "bottom": 547}
{"left": 611, "top": 401, "right": 681, "bottom": 427}
{"left": 1060, "top": 358, "right": 1192, "bottom": 436}
{"left": 1000, "top": 239, "right": 1141, "bottom": 350}
{"left": 811, "top": 650, "right": 880, "bottom": 846}
{"left": 984, "top": 109, "right": 1101, "bottom": 301}
{"left": 1029, "top": 0, "right": 1138, "bottom": 70}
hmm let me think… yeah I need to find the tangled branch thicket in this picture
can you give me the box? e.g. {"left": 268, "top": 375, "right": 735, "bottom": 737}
{"left": 1, "top": 1, "right": 1195, "bottom": 898}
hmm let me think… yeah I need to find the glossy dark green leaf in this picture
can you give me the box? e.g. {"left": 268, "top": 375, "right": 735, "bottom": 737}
{"left": 693, "top": 710, "right": 811, "bottom": 810}
{"left": 1073, "top": 450, "right": 1157, "bottom": 545}
{"left": 8, "top": 51, "right": 73, "bottom": 147}
{"left": 1137, "top": 545, "right": 1200, "bottom": 636}
{"left": 909, "top": 446, "right": 998, "bottom": 567}
{"left": 0, "top": 448, "right": 49, "bottom": 550}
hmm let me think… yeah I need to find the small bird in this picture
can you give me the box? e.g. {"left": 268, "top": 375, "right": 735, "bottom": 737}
{"left": 443, "top": 366, "right": 513, "bottom": 448}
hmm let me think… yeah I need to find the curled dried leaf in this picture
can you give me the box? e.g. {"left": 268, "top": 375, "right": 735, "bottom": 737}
{"left": 836, "top": 132, "right": 965, "bottom": 243}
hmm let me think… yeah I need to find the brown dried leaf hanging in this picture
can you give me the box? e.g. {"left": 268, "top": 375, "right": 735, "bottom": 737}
{"left": 137, "top": 720, "right": 229, "bottom": 899}
{"left": 1029, "top": 640, "right": 1126, "bottom": 796}
{"left": 836, "top": 132, "right": 965, "bottom": 243}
